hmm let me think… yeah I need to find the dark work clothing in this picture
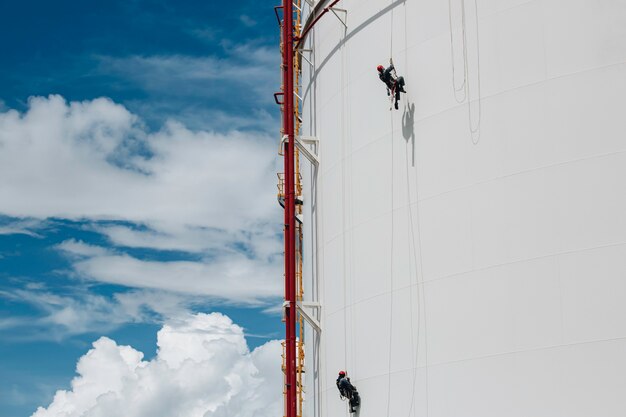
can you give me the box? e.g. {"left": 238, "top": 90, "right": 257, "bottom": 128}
{"left": 378, "top": 67, "right": 391, "bottom": 89}
{"left": 337, "top": 377, "right": 354, "bottom": 395}
{"left": 378, "top": 65, "right": 405, "bottom": 91}
{"left": 378, "top": 65, "right": 396, "bottom": 90}
{"left": 336, "top": 376, "right": 360, "bottom": 413}
{"left": 378, "top": 64, "right": 406, "bottom": 108}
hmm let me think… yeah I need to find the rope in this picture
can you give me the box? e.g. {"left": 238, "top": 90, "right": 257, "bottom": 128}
{"left": 409, "top": 146, "right": 431, "bottom": 417}
{"left": 341, "top": 32, "right": 358, "bottom": 386}
{"left": 385, "top": 104, "right": 395, "bottom": 417}
{"left": 398, "top": 6, "right": 419, "bottom": 417}
{"left": 318, "top": 131, "right": 328, "bottom": 417}
{"left": 405, "top": 140, "right": 429, "bottom": 417}
{"left": 404, "top": 1, "right": 408, "bottom": 111}
{"left": 340, "top": 28, "right": 349, "bottom": 372}
{"left": 341, "top": 31, "right": 356, "bottom": 417}
{"left": 465, "top": 0, "right": 482, "bottom": 143}
{"left": 448, "top": 0, "right": 467, "bottom": 102}
{"left": 389, "top": 0, "right": 394, "bottom": 58}
{"left": 447, "top": 0, "right": 482, "bottom": 144}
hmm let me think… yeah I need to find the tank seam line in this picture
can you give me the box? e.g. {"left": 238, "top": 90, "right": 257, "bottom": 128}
{"left": 416, "top": 147, "right": 626, "bottom": 203}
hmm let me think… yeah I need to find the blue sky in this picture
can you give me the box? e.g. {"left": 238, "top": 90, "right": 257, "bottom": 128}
{"left": 0, "top": 2, "right": 283, "bottom": 416}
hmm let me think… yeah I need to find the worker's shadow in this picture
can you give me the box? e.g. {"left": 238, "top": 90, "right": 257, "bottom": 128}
{"left": 402, "top": 101, "right": 416, "bottom": 167}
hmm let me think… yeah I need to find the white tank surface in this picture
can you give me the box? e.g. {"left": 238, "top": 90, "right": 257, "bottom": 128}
{"left": 296, "top": 1, "right": 626, "bottom": 417}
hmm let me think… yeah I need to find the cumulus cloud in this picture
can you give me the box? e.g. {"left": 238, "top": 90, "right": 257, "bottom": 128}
{"left": 0, "top": 95, "right": 278, "bottom": 232}
{"left": 0, "top": 95, "right": 284, "bottom": 331}
{"left": 31, "top": 313, "right": 282, "bottom": 417}
{"left": 0, "top": 95, "right": 282, "bottom": 296}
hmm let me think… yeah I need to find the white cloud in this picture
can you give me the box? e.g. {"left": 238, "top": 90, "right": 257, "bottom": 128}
{"left": 56, "top": 240, "right": 282, "bottom": 304}
{"left": 31, "top": 313, "right": 282, "bottom": 417}
{"left": 0, "top": 94, "right": 284, "bottom": 312}
{"left": 0, "top": 218, "right": 48, "bottom": 237}
{"left": 0, "top": 95, "right": 279, "bottom": 232}
{"left": 0, "top": 284, "right": 280, "bottom": 340}
{"left": 0, "top": 287, "right": 191, "bottom": 339}
{"left": 57, "top": 239, "right": 110, "bottom": 258}
{"left": 93, "top": 220, "right": 282, "bottom": 256}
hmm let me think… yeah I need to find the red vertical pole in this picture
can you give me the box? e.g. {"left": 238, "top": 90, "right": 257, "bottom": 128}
{"left": 281, "top": 0, "right": 297, "bottom": 416}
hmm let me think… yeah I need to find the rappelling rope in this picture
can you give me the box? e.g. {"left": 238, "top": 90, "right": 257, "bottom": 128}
{"left": 405, "top": 138, "right": 430, "bottom": 417}
{"left": 403, "top": 1, "right": 409, "bottom": 111}
{"left": 345, "top": 34, "right": 358, "bottom": 389}
{"left": 385, "top": 2, "right": 397, "bottom": 415}
{"left": 389, "top": 0, "right": 395, "bottom": 110}
{"left": 389, "top": 0, "right": 394, "bottom": 59}
{"left": 465, "top": 0, "right": 482, "bottom": 143}
{"left": 409, "top": 142, "right": 431, "bottom": 417}
{"left": 386, "top": 93, "right": 395, "bottom": 417}
{"left": 448, "top": 0, "right": 482, "bottom": 144}
{"left": 399, "top": 9, "right": 421, "bottom": 417}
{"left": 340, "top": 27, "right": 349, "bottom": 373}
{"left": 448, "top": 0, "right": 467, "bottom": 102}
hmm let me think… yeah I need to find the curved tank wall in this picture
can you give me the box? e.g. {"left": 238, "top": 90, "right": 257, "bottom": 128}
{"left": 298, "top": 1, "right": 626, "bottom": 417}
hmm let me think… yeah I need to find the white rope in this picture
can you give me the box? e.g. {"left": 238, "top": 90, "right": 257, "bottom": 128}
{"left": 410, "top": 152, "right": 431, "bottom": 417}
{"left": 390, "top": 0, "right": 394, "bottom": 59}
{"left": 448, "top": 0, "right": 467, "bottom": 102}
{"left": 400, "top": 6, "right": 419, "bottom": 416}
{"left": 386, "top": 105, "right": 395, "bottom": 417}
{"left": 405, "top": 142, "right": 428, "bottom": 417}
{"left": 404, "top": 1, "right": 409, "bottom": 111}
{"left": 340, "top": 29, "right": 349, "bottom": 372}
{"left": 448, "top": 0, "right": 482, "bottom": 144}
{"left": 386, "top": 5, "right": 397, "bottom": 414}
{"left": 345, "top": 35, "right": 357, "bottom": 385}
{"left": 465, "top": 0, "right": 482, "bottom": 143}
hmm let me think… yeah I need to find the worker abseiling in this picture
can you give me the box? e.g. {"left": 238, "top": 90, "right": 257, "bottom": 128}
{"left": 336, "top": 370, "right": 361, "bottom": 413}
{"left": 377, "top": 59, "right": 406, "bottom": 110}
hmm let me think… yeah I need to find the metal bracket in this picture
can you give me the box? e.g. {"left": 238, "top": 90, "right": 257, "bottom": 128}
{"left": 282, "top": 300, "right": 290, "bottom": 322}
{"left": 281, "top": 135, "right": 320, "bottom": 166}
{"left": 300, "top": 301, "right": 320, "bottom": 308}
{"left": 274, "top": 6, "right": 283, "bottom": 26}
{"left": 274, "top": 92, "right": 285, "bottom": 105}
{"left": 298, "top": 49, "right": 313, "bottom": 67}
{"left": 298, "top": 136, "right": 318, "bottom": 146}
{"left": 298, "top": 49, "right": 314, "bottom": 67}
{"left": 330, "top": 7, "right": 347, "bottom": 28}
{"left": 297, "top": 302, "right": 321, "bottom": 333}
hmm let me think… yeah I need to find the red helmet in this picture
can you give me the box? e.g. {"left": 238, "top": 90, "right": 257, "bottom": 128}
{"left": 377, "top": 65, "right": 384, "bottom": 72}
{"left": 338, "top": 370, "right": 346, "bottom": 376}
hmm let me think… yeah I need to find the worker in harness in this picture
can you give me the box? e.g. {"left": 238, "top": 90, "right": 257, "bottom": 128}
{"left": 377, "top": 59, "right": 406, "bottom": 110}
{"left": 336, "top": 370, "right": 361, "bottom": 413}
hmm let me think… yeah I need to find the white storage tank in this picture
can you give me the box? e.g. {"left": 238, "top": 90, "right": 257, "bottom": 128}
{"left": 297, "top": 1, "right": 626, "bottom": 416}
